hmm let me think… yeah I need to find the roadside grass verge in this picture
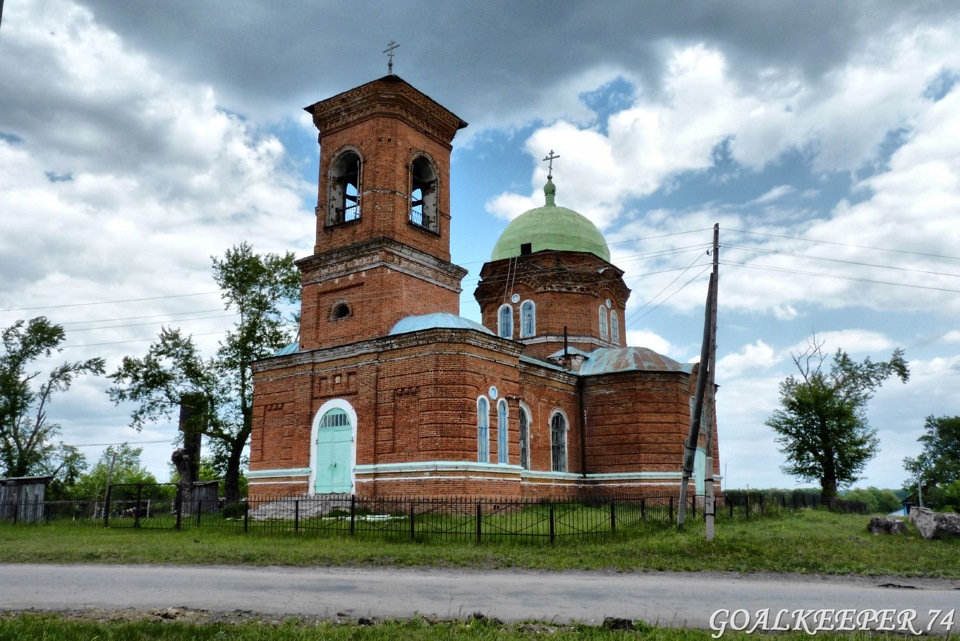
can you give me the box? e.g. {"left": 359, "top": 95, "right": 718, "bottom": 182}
{"left": 0, "top": 612, "right": 931, "bottom": 641}
{"left": 0, "top": 509, "right": 957, "bottom": 577}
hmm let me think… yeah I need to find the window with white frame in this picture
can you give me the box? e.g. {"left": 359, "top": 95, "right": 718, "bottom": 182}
{"left": 520, "top": 300, "right": 536, "bottom": 338}
{"left": 610, "top": 309, "right": 619, "bottom": 344}
{"left": 477, "top": 397, "right": 490, "bottom": 463}
{"left": 518, "top": 404, "right": 530, "bottom": 470}
{"left": 498, "top": 304, "right": 513, "bottom": 338}
{"left": 550, "top": 411, "right": 567, "bottom": 473}
{"left": 598, "top": 305, "right": 608, "bottom": 341}
{"left": 497, "top": 399, "right": 509, "bottom": 464}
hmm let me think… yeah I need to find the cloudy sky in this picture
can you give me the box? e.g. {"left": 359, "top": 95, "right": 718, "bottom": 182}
{"left": 2, "top": 1, "right": 959, "bottom": 491}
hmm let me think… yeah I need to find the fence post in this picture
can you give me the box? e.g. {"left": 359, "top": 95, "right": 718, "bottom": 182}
{"left": 243, "top": 500, "right": 249, "bottom": 533}
{"left": 745, "top": 492, "right": 751, "bottom": 519}
{"left": 609, "top": 501, "right": 616, "bottom": 533}
{"left": 349, "top": 495, "right": 356, "bottom": 536}
{"left": 294, "top": 499, "right": 299, "bottom": 533}
{"left": 691, "top": 494, "right": 696, "bottom": 519}
{"left": 134, "top": 484, "right": 143, "bottom": 529}
{"left": 476, "top": 501, "right": 482, "bottom": 544}
{"left": 103, "top": 486, "right": 112, "bottom": 528}
{"left": 195, "top": 496, "right": 202, "bottom": 528}
{"left": 669, "top": 496, "right": 674, "bottom": 523}
{"left": 549, "top": 506, "right": 556, "bottom": 545}
{"left": 175, "top": 485, "right": 182, "bottom": 531}
{"left": 641, "top": 497, "right": 646, "bottom": 521}
{"left": 410, "top": 501, "right": 416, "bottom": 541}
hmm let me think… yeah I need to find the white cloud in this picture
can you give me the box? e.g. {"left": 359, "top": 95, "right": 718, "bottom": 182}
{"left": 625, "top": 330, "right": 673, "bottom": 356}
{"left": 717, "top": 340, "right": 778, "bottom": 379}
{"left": 785, "top": 330, "right": 894, "bottom": 357}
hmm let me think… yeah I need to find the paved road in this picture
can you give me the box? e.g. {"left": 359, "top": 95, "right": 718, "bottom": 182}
{"left": 2, "top": 564, "right": 959, "bottom": 633}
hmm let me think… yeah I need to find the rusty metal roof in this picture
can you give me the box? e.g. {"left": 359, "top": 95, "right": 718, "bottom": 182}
{"left": 578, "top": 346, "right": 694, "bottom": 376}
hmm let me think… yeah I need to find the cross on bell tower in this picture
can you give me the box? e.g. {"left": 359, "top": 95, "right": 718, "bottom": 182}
{"left": 383, "top": 40, "right": 399, "bottom": 75}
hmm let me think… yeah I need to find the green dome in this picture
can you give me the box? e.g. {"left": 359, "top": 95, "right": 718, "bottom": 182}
{"left": 491, "top": 179, "right": 610, "bottom": 262}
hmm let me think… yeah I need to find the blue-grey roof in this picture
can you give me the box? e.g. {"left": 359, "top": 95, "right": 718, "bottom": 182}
{"left": 272, "top": 341, "right": 299, "bottom": 357}
{"left": 578, "top": 346, "right": 694, "bottom": 376}
{"left": 389, "top": 312, "right": 494, "bottom": 336}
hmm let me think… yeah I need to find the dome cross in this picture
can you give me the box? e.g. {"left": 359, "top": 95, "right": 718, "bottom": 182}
{"left": 542, "top": 150, "right": 560, "bottom": 179}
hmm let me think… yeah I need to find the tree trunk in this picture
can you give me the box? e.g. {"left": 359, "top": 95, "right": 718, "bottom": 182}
{"left": 222, "top": 435, "right": 246, "bottom": 502}
{"left": 821, "top": 476, "right": 838, "bottom": 499}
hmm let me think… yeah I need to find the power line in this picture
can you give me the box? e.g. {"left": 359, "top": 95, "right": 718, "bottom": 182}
{"left": 1, "top": 290, "right": 222, "bottom": 313}
{"left": 724, "top": 243, "right": 960, "bottom": 280}
{"left": 727, "top": 228, "right": 960, "bottom": 262}
{"left": 721, "top": 260, "right": 960, "bottom": 294}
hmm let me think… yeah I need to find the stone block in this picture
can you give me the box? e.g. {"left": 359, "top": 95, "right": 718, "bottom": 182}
{"left": 909, "top": 506, "right": 960, "bottom": 539}
{"left": 867, "top": 517, "right": 906, "bottom": 535}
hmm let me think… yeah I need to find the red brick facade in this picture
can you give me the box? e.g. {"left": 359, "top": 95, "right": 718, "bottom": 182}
{"left": 249, "top": 75, "right": 720, "bottom": 500}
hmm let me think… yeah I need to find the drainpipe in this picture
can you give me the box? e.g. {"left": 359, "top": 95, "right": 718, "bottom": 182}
{"left": 578, "top": 376, "right": 587, "bottom": 479}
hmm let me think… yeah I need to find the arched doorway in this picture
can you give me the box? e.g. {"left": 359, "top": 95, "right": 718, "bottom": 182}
{"left": 310, "top": 400, "right": 356, "bottom": 494}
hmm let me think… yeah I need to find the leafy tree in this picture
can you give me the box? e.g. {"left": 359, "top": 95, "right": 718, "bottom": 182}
{"left": 108, "top": 243, "right": 299, "bottom": 501}
{"left": 766, "top": 335, "right": 909, "bottom": 498}
{"left": 923, "top": 480, "right": 960, "bottom": 512}
{"left": 169, "top": 455, "right": 247, "bottom": 498}
{"left": 0, "top": 317, "right": 105, "bottom": 478}
{"left": 70, "top": 444, "right": 157, "bottom": 500}
{"left": 45, "top": 445, "right": 89, "bottom": 500}
{"left": 842, "top": 486, "right": 902, "bottom": 514}
{"left": 903, "top": 415, "right": 960, "bottom": 491}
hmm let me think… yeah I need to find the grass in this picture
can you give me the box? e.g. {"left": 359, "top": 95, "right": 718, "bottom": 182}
{"left": 0, "top": 612, "right": 931, "bottom": 641}
{"left": 1, "top": 509, "right": 958, "bottom": 577}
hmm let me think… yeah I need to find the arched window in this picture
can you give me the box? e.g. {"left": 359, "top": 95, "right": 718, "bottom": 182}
{"left": 497, "top": 399, "right": 509, "bottom": 464}
{"left": 610, "top": 309, "right": 620, "bottom": 345}
{"left": 497, "top": 304, "right": 513, "bottom": 339}
{"left": 318, "top": 408, "right": 349, "bottom": 428}
{"left": 328, "top": 150, "right": 361, "bottom": 225}
{"left": 520, "top": 300, "right": 536, "bottom": 338}
{"left": 550, "top": 411, "right": 567, "bottom": 473}
{"left": 477, "top": 397, "right": 490, "bottom": 463}
{"left": 410, "top": 156, "right": 438, "bottom": 231}
{"left": 598, "top": 306, "right": 608, "bottom": 341}
{"left": 518, "top": 404, "right": 531, "bottom": 470}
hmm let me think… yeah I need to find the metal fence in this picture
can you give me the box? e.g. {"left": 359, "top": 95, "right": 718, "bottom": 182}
{"left": 0, "top": 487, "right": 867, "bottom": 542}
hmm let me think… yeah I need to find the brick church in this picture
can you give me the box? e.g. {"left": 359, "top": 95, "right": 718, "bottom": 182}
{"left": 248, "top": 73, "right": 719, "bottom": 500}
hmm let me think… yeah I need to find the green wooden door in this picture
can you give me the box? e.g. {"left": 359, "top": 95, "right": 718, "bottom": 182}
{"left": 315, "top": 408, "right": 352, "bottom": 493}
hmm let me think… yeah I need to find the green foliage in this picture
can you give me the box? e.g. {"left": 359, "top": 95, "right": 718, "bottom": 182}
{"left": 841, "top": 487, "right": 902, "bottom": 514}
{"left": 69, "top": 444, "right": 158, "bottom": 500}
{"left": 765, "top": 334, "right": 908, "bottom": 498}
{"left": 108, "top": 243, "right": 299, "bottom": 501}
{"left": 903, "top": 415, "right": 960, "bottom": 492}
{"left": 168, "top": 455, "right": 248, "bottom": 498}
{"left": 922, "top": 480, "right": 960, "bottom": 512}
{"left": 0, "top": 316, "right": 104, "bottom": 479}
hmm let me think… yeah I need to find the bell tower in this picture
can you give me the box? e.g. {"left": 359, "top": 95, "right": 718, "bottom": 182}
{"left": 296, "top": 75, "right": 469, "bottom": 350}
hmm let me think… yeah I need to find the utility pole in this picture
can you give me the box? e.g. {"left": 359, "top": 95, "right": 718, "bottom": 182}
{"left": 677, "top": 224, "right": 719, "bottom": 532}
{"left": 703, "top": 224, "right": 719, "bottom": 540}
